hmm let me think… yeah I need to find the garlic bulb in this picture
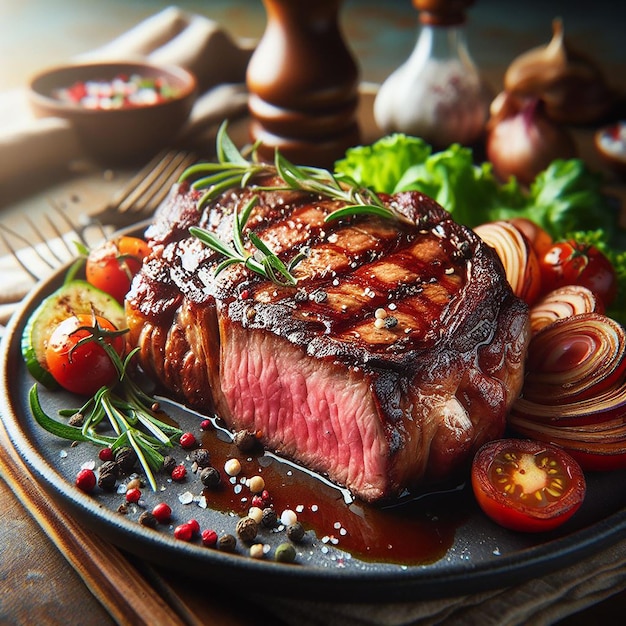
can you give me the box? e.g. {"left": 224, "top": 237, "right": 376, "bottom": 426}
{"left": 504, "top": 18, "right": 617, "bottom": 124}
{"left": 486, "top": 91, "right": 577, "bottom": 185}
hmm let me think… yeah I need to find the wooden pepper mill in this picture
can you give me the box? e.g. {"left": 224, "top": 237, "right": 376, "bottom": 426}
{"left": 246, "top": 0, "right": 360, "bottom": 168}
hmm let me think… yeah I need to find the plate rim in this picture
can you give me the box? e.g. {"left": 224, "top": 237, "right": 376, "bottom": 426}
{"left": 2, "top": 255, "right": 626, "bottom": 603}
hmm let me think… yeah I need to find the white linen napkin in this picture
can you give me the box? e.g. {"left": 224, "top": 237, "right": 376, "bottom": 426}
{"left": 0, "top": 6, "right": 254, "bottom": 190}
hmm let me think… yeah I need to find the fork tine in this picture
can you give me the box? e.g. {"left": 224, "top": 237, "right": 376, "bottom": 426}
{"left": 48, "top": 199, "right": 89, "bottom": 248}
{"left": 0, "top": 227, "right": 40, "bottom": 281}
{"left": 109, "top": 149, "right": 196, "bottom": 219}
{"left": 0, "top": 217, "right": 67, "bottom": 280}
{"left": 126, "top": 150, "right": 198, "bottom": 218}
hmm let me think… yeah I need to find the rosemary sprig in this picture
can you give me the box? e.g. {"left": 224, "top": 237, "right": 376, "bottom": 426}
{"left": 189, "top": 196, "right": 297, "bottom": 287}
{"left": 29, "top": 318, "right": 183, "bottom": 491}
{"left": 181, "top": 122, "right": 406, "bottom": 286}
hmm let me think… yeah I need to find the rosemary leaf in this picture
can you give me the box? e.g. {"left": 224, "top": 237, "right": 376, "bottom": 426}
{"left": 189, "top": 226, "right": 238, "bottom": 259}
{"left": 217, "top": 120, "right": 249, "bottom": 165}
{"left": 29, "top": 385, "right": 112, "bottom": 445}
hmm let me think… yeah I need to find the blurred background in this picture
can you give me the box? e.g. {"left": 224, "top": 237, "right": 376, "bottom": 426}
{"left": 1, "top": 0, "right": 625, "bottom": 93}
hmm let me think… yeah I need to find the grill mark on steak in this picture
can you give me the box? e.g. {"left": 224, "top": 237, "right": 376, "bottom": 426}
{"left": 127, "top": 179, "right": 529, "bottom": 502}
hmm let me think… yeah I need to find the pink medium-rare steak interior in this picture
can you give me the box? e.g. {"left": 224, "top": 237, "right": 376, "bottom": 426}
{"left": 126, "top": 180, "right": 530, "bottom": 502}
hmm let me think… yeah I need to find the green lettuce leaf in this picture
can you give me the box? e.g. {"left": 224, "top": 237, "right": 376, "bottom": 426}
{"left": 334, "top": 133, "right": 620, "bottom": 242}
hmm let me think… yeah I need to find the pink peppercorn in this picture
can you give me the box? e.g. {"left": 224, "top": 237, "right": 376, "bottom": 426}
{"left": 125, "top": 487, "right": 141, "bottom": 503}
{"left": 76, "top": 468, "right": 96, "bottom": 493}
{"left": 179, "top": 432, "right": 197, "bottom": 449}
{"left": 174, "top": 523, "right": 193, "bottom": 542}
{"left": 201, "top": 529, "right": 218, "bottom": 547}
{"left": 252, "top": 489, "right": 272, "bottom": 509}
{"left": 171, "top": 464, "right": 187, "bottom": 482}
{"left": 200, "top": 420, "right": 212, "bottom": 430}
{"left": 152, "top": 502, "right": 172, "bottom": 524}
{"left": 187, "top": 519, "right": 200, "bottom": 536}
{"left": 98, "top": 448, "right": 114, "bottom": 462}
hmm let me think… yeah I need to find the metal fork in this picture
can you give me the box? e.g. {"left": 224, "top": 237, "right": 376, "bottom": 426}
{"left": 91, "top": 149, "right": 198, "bottom": 228}
{"left": 0, "top": 149, "right": 198, "bottom": 282}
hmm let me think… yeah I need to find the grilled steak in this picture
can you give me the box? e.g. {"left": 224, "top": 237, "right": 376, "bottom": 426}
{"left": 126, "top": 179, "right": 529, "bottom": 502}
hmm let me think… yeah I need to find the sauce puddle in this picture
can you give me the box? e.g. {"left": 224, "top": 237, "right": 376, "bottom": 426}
{"left": 175, "top": 407, "right": 470, "bottom": 566}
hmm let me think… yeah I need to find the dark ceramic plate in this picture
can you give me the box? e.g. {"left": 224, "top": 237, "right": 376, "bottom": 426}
{"left": 2, "top": 260, "right": 626, "bottom": 603}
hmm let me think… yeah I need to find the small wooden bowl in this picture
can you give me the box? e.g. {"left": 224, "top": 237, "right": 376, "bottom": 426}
{"left": 28, "top": 61, "right": 197, "bottom": 164}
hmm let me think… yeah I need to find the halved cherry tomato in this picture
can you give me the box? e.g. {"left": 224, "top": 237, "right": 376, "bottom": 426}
{"left": 86, "top": 236, "right": 151, "bottom": 304}
{"left": 471, "top": 439, "right": 586, "bottom": 533}
{"left": 45, "top": 314, "right": 126, "bottom": 396}
{"left": 539, "top": 240, "right": 617, "bottom": 306}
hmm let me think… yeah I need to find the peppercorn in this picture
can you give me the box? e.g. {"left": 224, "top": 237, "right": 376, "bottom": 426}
{"left": 174, "top": 523, "right": 193, "bottom": 542}
{"left": 179, "top": 432, "right": 197, "bottom": 450}
{"left": 190, "top": 448, "right": 211, "bottom": 469}
{"left": 75, "top": 468, "right": 96, "bottom": 493}
{"left": 287, "top": 521, "right": 305, "bottom": 542}
{"left": 280, "top": 509, "right": 298, "bottom": 526}
{"left": 115, "top": 447, "right": 137, "bottom": 474}
{"left": 138, "top": 511, "right": 158, "bottom": 529}
{"left": 247, "top": 475, "right": 265, "bottom": 494}
{"left": 275, "top": 542, "right": 297, "bottom": 563}
{"left": 69, "top": 412, "right": 84, "bottom": 427}
{"left": 125, "top": 487, "right": 141, "bottom": 503}
{"left": 217, "top": 534, "right": 237, "bottom": 552}
{"left": 97, "top": 461, "right": 119, "bottom": 491}
{"left": 171, "top": 464, "right": 187, "bottom": 482}
{"left": 249, "top": 543, "right": 265, "bottom": 559}
{"left": 236, "top": 516, "right": 258, "bottom": 543}
{"left": 162, "top": 455, "right": 177, "bottom": 474}
{"left": 201, "top": 529, "right": 218, "bottom": 547}
{"left": 98, "top": 447, "right": 114, "bottom": 462}
{"left": 200, "top": 466, "right": 221, "bottom": 489}
{"left": 200, "top": 419, "right": 212, "bottom": 430}
{"left": 233, "top": 430, "right": 258, "bottom": 452}
{"left": 187, "top": 519, "right": 200, "bottom": 536}
{"left": 224, "top": 458, "right": 241, "bottom": 477}
{"left": 152, "top": 502, "right": 172, "bottom": 524}
{"left": 261, "top": 507, "right": 278, "bottom": 528}
{"left": 127, "top": 477, "right": 143, "bottom": 490}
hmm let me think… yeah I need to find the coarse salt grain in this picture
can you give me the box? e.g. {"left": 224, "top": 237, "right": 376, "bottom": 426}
{"left": 178, "top": 491, "right": 194, "bottom": 505}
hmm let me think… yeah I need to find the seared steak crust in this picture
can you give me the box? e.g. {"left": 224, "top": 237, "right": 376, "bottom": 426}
{"left": 126, "top": 180, "right": 529, "bottom": 502}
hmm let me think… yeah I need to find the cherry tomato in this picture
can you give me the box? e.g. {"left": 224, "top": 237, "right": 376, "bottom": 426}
{"left": 471, "top": 439, "right": 586, "bottom": 533}
{"left": 86, "top": 236, "right": 151, "bottom": 304}
{"left": 539, "top": 240, "right": 617, "bottom": 306}
{"left": 45, "top": 314, "right": 126, "bottom": 396}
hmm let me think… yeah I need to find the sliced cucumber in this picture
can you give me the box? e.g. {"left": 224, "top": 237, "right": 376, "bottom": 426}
{"left": 22, "top": 280, "right": 127, "bottom": 388}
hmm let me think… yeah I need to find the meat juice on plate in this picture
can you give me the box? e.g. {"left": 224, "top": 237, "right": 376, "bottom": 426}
{"left": 197, "top": 415, "right": 465, "bottom": 565}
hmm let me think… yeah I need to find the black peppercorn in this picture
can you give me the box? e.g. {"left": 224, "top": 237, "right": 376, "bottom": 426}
{"left": 261, "top": 507, "right": 278, "bottom": 528}
{"left": 162, "top": 455, "right": 177, "bottom": 474}
{"left": 200, "top": 466, "right": 221, "bottom": 489}
{"left": 217, "top": 534, "right": 237, "bottom": 552}
{"left": 190, "top": 448, "right": 211, "bottom": 469}
{"left": 287, "top": 521, "right": 305, "bottom": 542}
{"left": 236, "top": 516, "right": 258, "bottom": 543}
{"left": 98, "top": 461, "right": 119, "bottom": 491}
{"left": 138, "top": 511, "right": 158, "bottom": 529}
{"left": 115, "top": 447, "right": 137, "bottom": 474}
